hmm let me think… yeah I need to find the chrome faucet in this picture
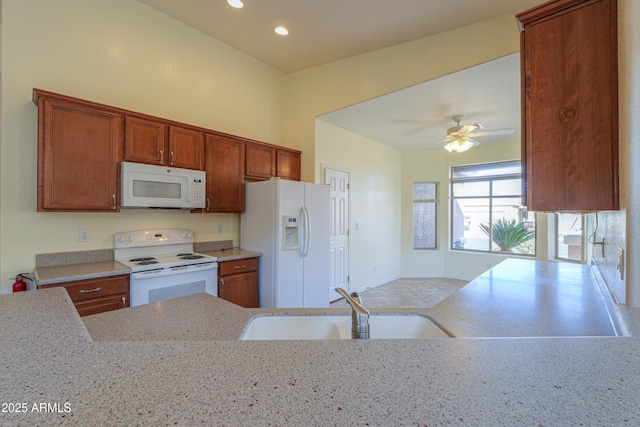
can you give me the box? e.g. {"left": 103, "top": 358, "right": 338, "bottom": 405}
{"left": 335, "top": 287, "right": 370, "bottom": 339}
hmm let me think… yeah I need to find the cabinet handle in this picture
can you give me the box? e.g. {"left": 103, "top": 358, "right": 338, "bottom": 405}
{"left": 234, "top": 265, "right": 247, "bottom": 269}
{"left": 121, "top": 296, "right": 126, "bottom": 308}
{"left": 220, "top": 278, "right": 225, "bottom": 293}
{"left": 170, "top": 151, "right": 174, "bottom": 165}
{"left": 79, "top": 287, "right": 102, "bottom": 294}
{"left": 112, "top": 194, "right": 116, "bottom": 209}
{"left": 207, "top": 198, "right": 211, "bottom": 211}
{"left": 160, "top": 150, "right": 164, "bottom": 164}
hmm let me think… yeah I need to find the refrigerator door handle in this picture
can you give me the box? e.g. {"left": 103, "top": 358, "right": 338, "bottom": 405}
{"left": 299, "top": 207, "right": 306, "bottom": 258}
{"left": 301, "top": 205, "right": 311, "bottom": 258}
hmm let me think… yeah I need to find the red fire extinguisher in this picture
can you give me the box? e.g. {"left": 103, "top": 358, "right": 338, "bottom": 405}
{"left": 12, "top": 274, "right": 27, "bottom": 292}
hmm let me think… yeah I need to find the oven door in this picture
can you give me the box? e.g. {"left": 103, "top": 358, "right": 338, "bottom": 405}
{"left": 130, "top": 262, "right": 218, "bottom": 306}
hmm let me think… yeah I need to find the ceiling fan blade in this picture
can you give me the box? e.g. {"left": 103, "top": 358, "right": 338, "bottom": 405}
{"left": 422, "top": 138, "right": 450, "bottom": 148}
{"left": 458, "top": 124, "right": 481, "bottom": 134}
{"left": 463, "top": 136, "right": 481, "bottom": 146}
{"left": 468, "top": 128, "right": 515, "bottom": 137}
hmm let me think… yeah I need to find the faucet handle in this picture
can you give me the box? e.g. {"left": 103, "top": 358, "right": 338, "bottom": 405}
{"left": 350, "top": 292, "right": 361, "bottom": 305}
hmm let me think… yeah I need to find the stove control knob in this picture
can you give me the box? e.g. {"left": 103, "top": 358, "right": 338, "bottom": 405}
{"left": 127, "top": 235, "right": 133, "bottom": 243}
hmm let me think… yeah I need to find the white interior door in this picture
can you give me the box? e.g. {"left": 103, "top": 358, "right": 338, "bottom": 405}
{"left": 323, "top": 166, "right": 350, "bottom": 301}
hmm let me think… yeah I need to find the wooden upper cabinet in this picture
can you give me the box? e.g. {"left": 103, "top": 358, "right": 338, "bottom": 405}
{"left": 124, "top": 116, "right": 166, "bottom": 165}
{"left": 517, "top": 0, "right": 618, "bottom": 211}
{"left": 202, "top": 134, "right": 245, "bottom": 213}
{"left": 245, "top": 142, "right": 301, "bottom": 181}
{"left": 124, "top": 117, "right": 204, "bottom": 170}
{"left": 169, "top": 126, "right": 204, "bottom": 170}
{"left": 35, "top": 91, "right": 121, "bottom": 212}
{"left": 276, "top": 150, "right": 301, "bottom": 181}
{"left": 245, "top": 143, "right": 276, "bottom": 179}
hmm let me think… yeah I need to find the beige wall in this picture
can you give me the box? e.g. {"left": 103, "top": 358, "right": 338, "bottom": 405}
{"left": 0, "top": 0, "right": 285, "bottom": 292}
{"left": 316, "top": 120, "right": 402, "bottom": 291}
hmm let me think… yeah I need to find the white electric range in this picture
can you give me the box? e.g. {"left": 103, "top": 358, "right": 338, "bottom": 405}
{"left": 114, "top": 229, "right": 218, "bottom": 306}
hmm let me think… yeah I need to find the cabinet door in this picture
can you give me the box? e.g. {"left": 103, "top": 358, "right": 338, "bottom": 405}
{"left": 276, "top": 150, "right": 301, "bottom": 181}
{"left": 124, "top": 116, "right": 167, "bottom": 165}
{"left": 74, "top": 294, "right": 128, "bottom": 317}
{"left": 203, "top": 135, "right": 245, "bottom": 212}
{"left": 518, "top": 0, "right": 618, "bottom": 211}
{"left": 38, "top": 98, "right": 121, "bottom": 212}
{"left": 169, "top": 126, "right": 204, "bottom": 170}
{"left": 245, "top": 143, "right": 275, "bottom": 180}
{"left": 39, "top": 275, "right": 130, "bottom": 317}
{"left": 218, "top": 272, "right": 259, "bottom": 308}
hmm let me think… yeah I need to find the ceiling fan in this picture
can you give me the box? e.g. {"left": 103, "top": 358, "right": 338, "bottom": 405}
{"left": 421, "top": 115, "right": 515, "bottom": 153}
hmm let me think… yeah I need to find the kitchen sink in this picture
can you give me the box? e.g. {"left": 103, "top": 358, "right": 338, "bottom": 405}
{"left": 241, "top": 314, "right": 451, "bottom": 340}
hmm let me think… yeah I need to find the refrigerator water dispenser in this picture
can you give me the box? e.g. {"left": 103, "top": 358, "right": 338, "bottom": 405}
{"left": 283, "top": 215, "right": 299, "bottom": 250}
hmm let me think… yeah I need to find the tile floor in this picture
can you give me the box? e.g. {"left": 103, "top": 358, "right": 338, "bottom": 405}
{"left": 330, "top": 277, "right": 468, "bottom": 309}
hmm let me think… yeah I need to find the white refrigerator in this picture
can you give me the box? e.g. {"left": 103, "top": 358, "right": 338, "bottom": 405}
{"left": 241, "top": 178, "right": 330, "bottom": 308}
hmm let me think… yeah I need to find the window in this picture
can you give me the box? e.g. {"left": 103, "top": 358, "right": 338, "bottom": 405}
{"left": 556, "top": 213, "right": 583, "bottom": 262}
{"left": 413, "top": 182, "right": 438, "bottom": 249}
{"left": 451, "top": 161, "right": 535, "bottom": 255}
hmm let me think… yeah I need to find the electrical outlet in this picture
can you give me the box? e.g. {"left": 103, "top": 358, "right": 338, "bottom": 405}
{"left": 216, "top": 224, "right": 223, "bottom": 234}
{"left": 79, "top": 229, "right": 89, "bottom": 242}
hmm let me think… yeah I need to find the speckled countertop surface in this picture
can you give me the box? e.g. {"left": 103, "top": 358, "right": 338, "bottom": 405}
{"left": 200, "top": 248, "right": 261, "bottom": 261}
{"left": 4, "top": 260, "right": 640, "bottom": 425}
{"left": 33, "top": 247, "right": 260, "bottom": 285}
{"left": 34, "top": 261, "right": 130, "bottom": 285}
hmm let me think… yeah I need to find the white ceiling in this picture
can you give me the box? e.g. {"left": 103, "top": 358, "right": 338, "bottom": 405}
{"left": 136, "top": 0, "right": 542, "bottom": 150}
{"left": 320, "top": 53, "right": 522, "bottom": 150}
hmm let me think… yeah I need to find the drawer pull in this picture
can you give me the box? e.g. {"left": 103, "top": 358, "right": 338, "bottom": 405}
{"left": 220, "top": 278, "right": 225, "bottom": 292}
{"left": 79, "top": 287, "right": 102, "bottom": 294}
{"left": 234, "top": 265, "right": 247, "bottom": 269}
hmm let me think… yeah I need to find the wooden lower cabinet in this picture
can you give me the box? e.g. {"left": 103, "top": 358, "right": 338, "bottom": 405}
{"left": 40, "top": 275, "right": 130, "bottom": 317}
{"left": 218, "top": 257, "right": 259, "bottom": 308}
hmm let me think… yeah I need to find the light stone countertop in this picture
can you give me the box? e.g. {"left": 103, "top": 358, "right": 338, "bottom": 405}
{"left": 33, "top": 247, "right": 260, "bottom": 286}
{"left": 200, "top": 248, "right": 262, "bottom": 262}
{"left": 33, "top": 261, "right": 130, "bottom": 285}
{"left": 4, "top": 259, "right": 640, "bottom": 425}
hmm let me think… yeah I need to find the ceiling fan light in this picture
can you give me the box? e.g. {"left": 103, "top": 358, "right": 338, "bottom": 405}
{"left": 458, "top": 139, "right": 474, "bottom": 152}
{"left": 227, "top": 0, "right": 244, "bottom": 8}
{"left": 444, "top": 138, "right": 474, "bottom": 153}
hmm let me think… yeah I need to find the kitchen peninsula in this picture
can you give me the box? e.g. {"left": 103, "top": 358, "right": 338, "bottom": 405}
{"left": 2, "top": 259, "right": 639, "bottom": 426}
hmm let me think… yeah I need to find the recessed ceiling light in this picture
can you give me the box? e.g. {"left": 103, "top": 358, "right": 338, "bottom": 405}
{"left": 227, "top": 0, "right": 243, "bottom": 9}
{"left": 275, "top": 26, "right": 289, "bottom": 36}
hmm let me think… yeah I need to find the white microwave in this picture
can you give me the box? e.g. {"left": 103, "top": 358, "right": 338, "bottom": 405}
{"left": 120, "top": 162, "right": 206, "bottom": 209}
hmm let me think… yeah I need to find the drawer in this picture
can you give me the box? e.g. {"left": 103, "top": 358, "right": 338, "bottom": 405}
{"left": 219, "top": 257, "right": 258, "bottom": 276}
{"left": 42, "top": 275, "right": 129, "bottom": 303}
{"left": 75, "top": 294, "right": 128, "bottom": 317}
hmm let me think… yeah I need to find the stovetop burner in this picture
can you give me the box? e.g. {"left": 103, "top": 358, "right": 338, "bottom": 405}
{"left": 130, "top": 257, "right": 157, "bottom": 262}
{"left": 114, "top": 229, "right": 217, "bottom": 273}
